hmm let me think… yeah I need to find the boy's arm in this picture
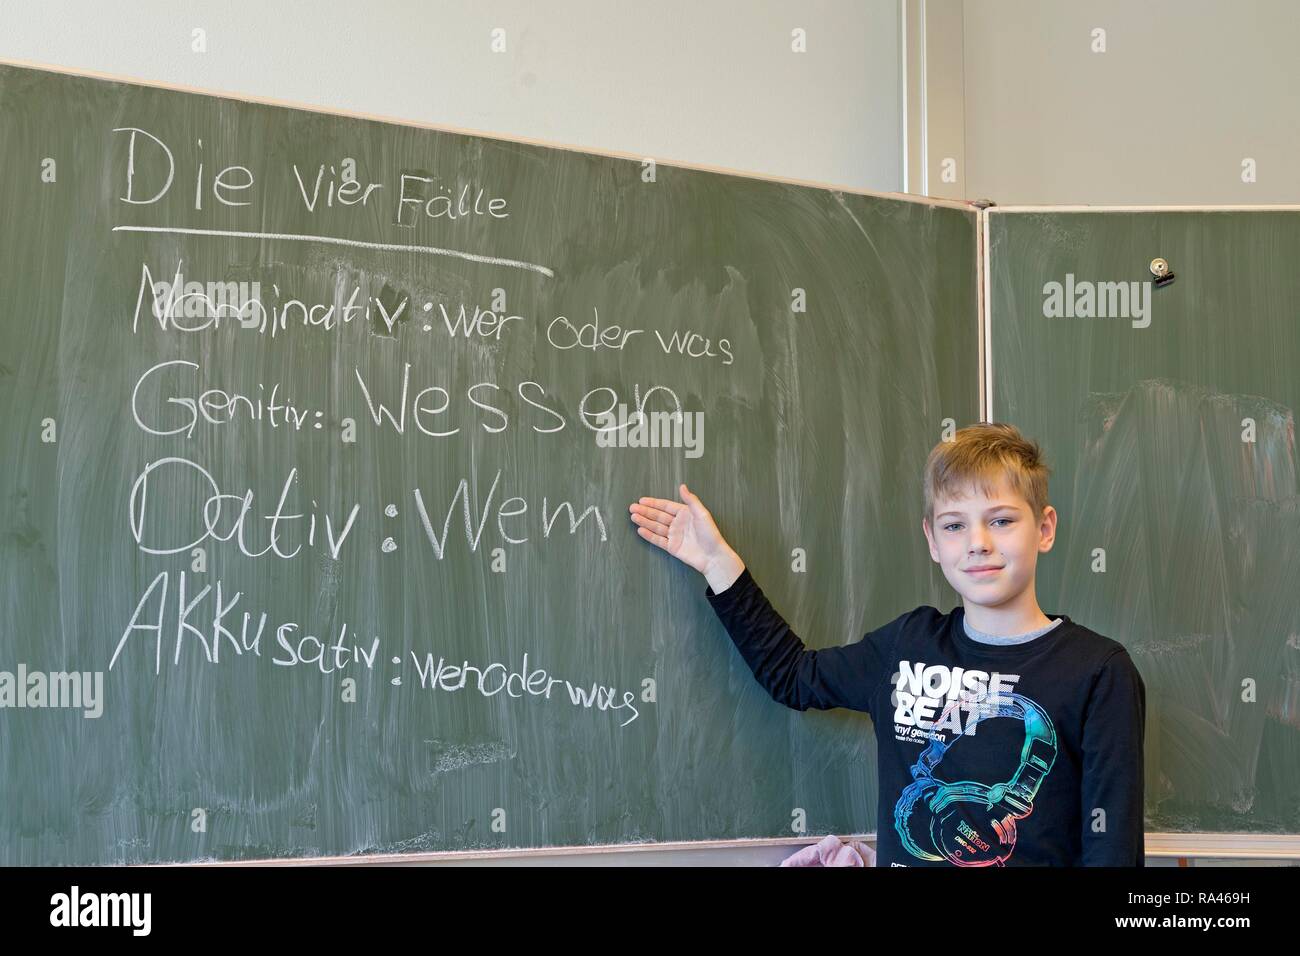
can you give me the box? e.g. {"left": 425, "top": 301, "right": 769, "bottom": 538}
{"left": 1079, "top": 648, "right": 1147, "bottom": 866}
{"left": 704, "top": 566, "right": 906, "bottom": 717}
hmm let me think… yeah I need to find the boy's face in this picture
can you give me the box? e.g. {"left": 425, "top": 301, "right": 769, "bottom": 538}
{"left": 921, "top": 477, "right": 1057, "bottom": 608}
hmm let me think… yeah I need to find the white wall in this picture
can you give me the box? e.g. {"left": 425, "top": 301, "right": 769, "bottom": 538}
{"left": 960, "top": 0, "right": 1300, "bottom": 204}
{"left": 0, "top": 0, "right": 903, "bottom": 192}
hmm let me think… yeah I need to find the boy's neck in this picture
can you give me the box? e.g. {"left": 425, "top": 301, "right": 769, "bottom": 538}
{"left": 961, "top": 589, "right": 1054, "bottom": 637}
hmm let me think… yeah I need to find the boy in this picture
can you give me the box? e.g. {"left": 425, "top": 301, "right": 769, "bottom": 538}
{"left": 629, "top": 422, "right": 1146, "bottom": 866}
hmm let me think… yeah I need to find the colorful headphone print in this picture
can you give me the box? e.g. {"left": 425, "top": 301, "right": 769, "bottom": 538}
{"left": 893, "top": 691, "right": 1057, "bottom": 866}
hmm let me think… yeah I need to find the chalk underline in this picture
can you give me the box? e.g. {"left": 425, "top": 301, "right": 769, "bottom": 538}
{"left": 110, "top": 225, "right": 555, "bottom": 278}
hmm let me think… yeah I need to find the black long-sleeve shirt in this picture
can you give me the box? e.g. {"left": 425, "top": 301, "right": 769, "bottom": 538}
{"left": 705, "top": 567, "right": 1147, "bottom": 867}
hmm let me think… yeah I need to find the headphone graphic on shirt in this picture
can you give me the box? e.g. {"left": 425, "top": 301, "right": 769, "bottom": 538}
{"left": 893, "top": 691, "right": 1057, "bottom": 867}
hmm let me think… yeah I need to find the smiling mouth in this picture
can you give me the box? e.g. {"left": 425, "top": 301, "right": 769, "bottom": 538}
{"left": 965, "top": 566, "right": 1003, "bottom": 575}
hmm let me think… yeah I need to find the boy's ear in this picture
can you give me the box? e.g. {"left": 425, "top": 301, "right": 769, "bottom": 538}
{"left": 1038, "top": 505, "right": 1058, "bottom": 552}
{"left": 921, "top": 517, "right": 940, "bottom": 561}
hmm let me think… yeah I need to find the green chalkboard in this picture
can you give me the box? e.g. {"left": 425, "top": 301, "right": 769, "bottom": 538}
{"left": 988, "top": 209, "right": 1300, "bottom": 835}
{"left": 0, "top": 63, "right": 979, "bottom": 864}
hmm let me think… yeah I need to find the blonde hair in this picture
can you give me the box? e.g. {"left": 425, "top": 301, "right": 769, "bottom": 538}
{"left": 923, "top": 422, "right": 1051, "bottom": 526}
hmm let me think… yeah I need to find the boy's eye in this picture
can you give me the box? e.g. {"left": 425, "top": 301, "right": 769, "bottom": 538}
{"left": 944, "top": 518, "right": 1012, "bottom": 532}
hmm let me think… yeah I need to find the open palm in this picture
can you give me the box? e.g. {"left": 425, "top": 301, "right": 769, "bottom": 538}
{"left": 628, "top": 483, "right": 727, "bottom": 574}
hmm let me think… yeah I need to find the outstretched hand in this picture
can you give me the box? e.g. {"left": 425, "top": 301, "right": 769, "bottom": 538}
{"left": 629, "top": 484, "right": 743, "bottom": 588}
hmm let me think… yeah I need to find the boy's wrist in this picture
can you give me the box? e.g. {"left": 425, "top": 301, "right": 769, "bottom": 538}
{"left": 703, "top": 548, "right": 745, "bottom": 595}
